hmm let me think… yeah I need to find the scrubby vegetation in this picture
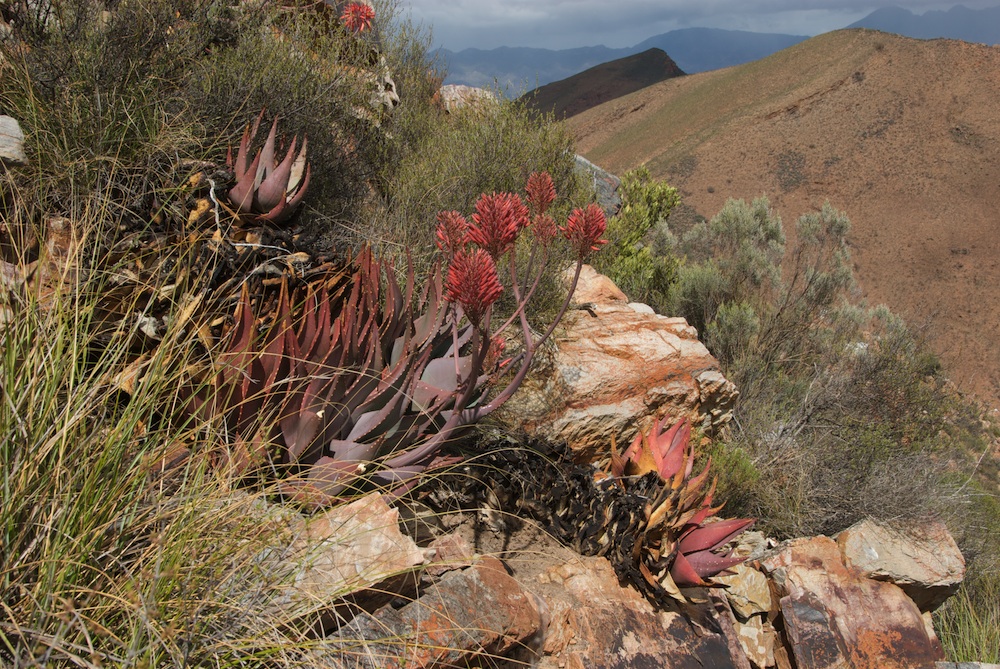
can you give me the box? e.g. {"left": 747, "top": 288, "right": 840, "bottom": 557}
{"left": 606, "top": 172, "right": 1000, "bottom": 661}
{"left": 2, "top": 0, "right": 997, "bottom": 664}
{"left": 0, "top": 0, "right": 597, "bottom": 663}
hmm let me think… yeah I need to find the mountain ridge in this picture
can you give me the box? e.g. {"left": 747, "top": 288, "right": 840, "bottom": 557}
{"left": 566, "top": 29, "right": 1000, "bottom": 406}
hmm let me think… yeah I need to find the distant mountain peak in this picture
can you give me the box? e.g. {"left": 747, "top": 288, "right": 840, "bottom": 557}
{"left": 520, "top": 48, "right": 685, "bottom": 119}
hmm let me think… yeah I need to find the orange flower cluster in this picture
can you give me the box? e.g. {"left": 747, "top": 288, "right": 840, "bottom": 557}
{"left": 562, "top": 203, "right": 608, "bottom": 258}
{"left": 341, "top": 2, "right": 375, "bottom": 33}
{"left": 444, "top": 248, "right": 504, "bottom": 328}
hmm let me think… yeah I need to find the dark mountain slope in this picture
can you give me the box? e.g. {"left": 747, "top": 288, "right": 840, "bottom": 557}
{"left": 520, "top": 48, "right": 685, "bottom": 119}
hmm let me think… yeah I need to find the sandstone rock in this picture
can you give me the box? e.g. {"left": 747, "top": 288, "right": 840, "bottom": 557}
{"left": 535, "top": 556, "right": 740, "bottom": 669}
{"left": 0, "top": 115, "right": 26, "bottom": 166}
{"left": 261, "top": 493, "right": 426, "bottom": 626}
{"left": 732, "top": 615, "right": 777, "bottom": 669}
{"left": 715, "top": 562, "right": 773, "bottom": 620}
{"left": 328, "top": 556, "right": 544, "bottom": 668}
{"left": 836, "top": 519, "right": 965, "bottom": 611}
{"left": 503, "top": 266, "right": 737, "bottom": 461}
{"left": 421, "top": 532, "right": 475, "bottom": 577}
{"left": 758, "top": 536, "right": 944, "bottom": 669}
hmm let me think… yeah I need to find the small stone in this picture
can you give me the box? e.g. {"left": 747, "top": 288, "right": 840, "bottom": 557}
{"left": 715, "top": 563, "right": 774, "bottom": 620}
{"left": 0, "top": 116, "right": 26, "bottom": 166}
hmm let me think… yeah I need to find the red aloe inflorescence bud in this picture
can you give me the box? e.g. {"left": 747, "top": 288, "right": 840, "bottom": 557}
{"left": 531, "top": 213, "right": 559, "bottom": 248}
{"left": 444, "top": 248, "right": 504, "bottom": 328}
{"left": 435, "top": 210, "right": 469, "bottom": 257}
{"left": 467, "top": 192, "right": 530, "bottom": 261}
{"left": 341, "top": 1, "right": 375, "bottom": 33}
{"left": 525, "top": 171, "right": 556, "bottom": 215}
{"left": 562, "top": 203, "right": 608, "bottom": 259}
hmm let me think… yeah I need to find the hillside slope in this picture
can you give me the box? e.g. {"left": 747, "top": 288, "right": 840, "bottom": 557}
{"left": 569, "top": 29, "right": 1000, "bottom": 405}
{"left": 520, "top": 48, "right": 684, "bottom": 119}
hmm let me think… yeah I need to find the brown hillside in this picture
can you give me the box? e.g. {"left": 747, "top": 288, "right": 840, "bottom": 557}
{"left": 521, "top": 48, "right": 685, "bottom": 119}
{"left": 568, "top": 29, "right": 1000, "bottom": 407}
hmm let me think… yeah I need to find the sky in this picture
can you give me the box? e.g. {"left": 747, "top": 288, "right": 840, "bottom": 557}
{"left": 400, "top": 1, "right": 999, "bottom": 51}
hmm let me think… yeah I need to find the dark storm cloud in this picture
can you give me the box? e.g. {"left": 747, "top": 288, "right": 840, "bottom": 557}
{"left": 403, "top": 0, "right": 1000, "bottom": 50}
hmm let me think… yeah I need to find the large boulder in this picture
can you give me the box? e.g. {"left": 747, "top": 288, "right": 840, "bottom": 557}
{"left": 836, "top": 519, "right": 966, "bottom": 612}
{"left": 758, "top": 536, "right": 945, "bottom": 669}
{"left": 502, "top": 265, "right": 737, "bottom": 461}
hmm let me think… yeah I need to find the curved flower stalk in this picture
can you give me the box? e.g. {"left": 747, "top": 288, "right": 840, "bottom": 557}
{"left": 611, "top": 418, "right": 755, "bottom": 594}
{"left": 226, "top": 111, "right": 311, "bottom": 225}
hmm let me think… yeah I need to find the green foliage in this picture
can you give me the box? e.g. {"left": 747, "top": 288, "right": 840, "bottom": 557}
{"left": 369, "top": 98, "right": 587, "bottom": 262}
{"left": 591, "top": 167, "right": 680, "bottom": 311}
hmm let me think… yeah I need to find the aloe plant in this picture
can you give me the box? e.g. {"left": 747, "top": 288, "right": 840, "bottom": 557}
{"left": 611, "top": 418, "right": 755, "bottom": 592}
{"left": 185, "top": 173, "right": 607, "bottom": 507}
{"left": 226, "top": 111, "right": 310, "bottom": 225}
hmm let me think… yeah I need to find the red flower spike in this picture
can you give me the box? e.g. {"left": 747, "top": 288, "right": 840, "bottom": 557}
{"left": 562, "top": 203, "right": 608, "bottom": 258}
{"left": 341, "top": 2, "right": 375, "bottom": 33}
{"left": 525, "top": 171, "right": 556, "bottom": 215}
{"left": 444, "top": 248, "right": 504, "bottom": 327}
{"left": 435, "top": 210, "right": 470, "bottom": 257}
{"left": 467, "top": 192, "right": 530, "bottom": 260}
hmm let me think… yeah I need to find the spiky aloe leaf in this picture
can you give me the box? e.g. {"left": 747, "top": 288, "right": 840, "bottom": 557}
{"left": 677, "top": 518, "right": 756, "bottom": 555}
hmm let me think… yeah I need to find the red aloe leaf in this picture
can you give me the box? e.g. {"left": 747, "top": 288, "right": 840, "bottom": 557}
{"left": 326, "top": 439, "right": 379, "bottom": 463}
{"left": 282, "top": 163, "right": 310, "bottom": 213}
{"left": 280, "top": 456, "right": 357, "bottom": 509}
{"left": 281, "top": 408, "right": 323, "bottom": 462}
{"left": 653, "top": 419, "right": 689, "bottom": 479}
{"left": 683, "top": 549, "right": 748, "bottom": 580}
{"left": 258, "top": 196, "right": 289, "bottom": 225}
{"left": 677, "top": 518, "right": 755, "bottom": 555}
{"left": 229, "top": 151, "right": 260, "bottom": 214}
{"left": 346, "top": 385, "right": 408, "bottom": 443}
{"left": 257, "top": 134, "right": 297, "bottom": 212}
{"left": 670, "top": 550, "right": 709, "bottom": 587}
{"left": 287, "top": 134, "right": 308, "bottom": 193}
{"left": 255, "top": 116, "right": 280, "bottom": 187}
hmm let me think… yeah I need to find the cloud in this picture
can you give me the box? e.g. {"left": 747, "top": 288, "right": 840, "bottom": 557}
{"left": 402, "top": 0, "right": 1000, "bottom": 50}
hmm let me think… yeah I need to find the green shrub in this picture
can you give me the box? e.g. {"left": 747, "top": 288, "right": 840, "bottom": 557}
{"left": 591, "top": 167, "right": 679, "bottom": 311}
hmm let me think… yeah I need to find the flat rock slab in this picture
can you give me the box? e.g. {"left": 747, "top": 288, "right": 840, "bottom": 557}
{"left": 759, "top": 536, "right": 944, "bottom": 669}
{"left": 536, "top": 556, "right": 739, "bottom": 669}
{"left": 260, "top": 493, "right": 426, "bottom": 626}
{"left": 328, "top": 556, "right": 544, "bottom": 668}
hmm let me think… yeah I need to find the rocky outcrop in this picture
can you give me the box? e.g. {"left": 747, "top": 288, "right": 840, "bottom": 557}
{"left": 240, "top": 489, "right": 973, "bottom": 668}
{"left": 502, "top": 265, "right": 737, "bottom": 461}
{"left": 836, "top": 519, "right": 966, "bottom": 611}
{"left": 758, "top": 534, "right": 946, "bottom": 669}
